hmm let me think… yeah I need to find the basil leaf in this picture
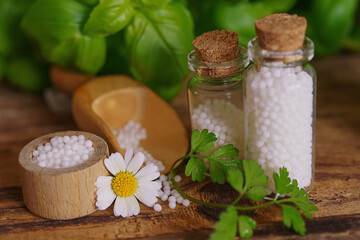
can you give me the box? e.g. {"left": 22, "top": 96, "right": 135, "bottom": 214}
{"left": 214, "top": 1, "right": 272, "bottom": 46}
{"left": 124, "top": 1, "right": 194, "bottom": 101}
{"left": 21, "top": 0, "right": 106, "bottom": 74}
{"left": 84, "top": 0, "right": 134, "bottom": 37}
{"left": 311, "top": 0, "right": 358, "bottom": 53}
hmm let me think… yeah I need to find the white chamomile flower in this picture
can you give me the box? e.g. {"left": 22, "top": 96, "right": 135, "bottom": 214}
{"left": 95, "top": 148, "right": 161, "bottom": 217}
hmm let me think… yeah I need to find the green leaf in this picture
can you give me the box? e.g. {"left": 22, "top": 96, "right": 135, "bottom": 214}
{"left": 185, "top": 157, "right": 207, "bottom": 182}
{"left": 210, "top": 144, "right": 239, "bottom": 160}
{"left": 281, "top": 205, "right": 306, "bottom": 236}
{"left": 288, "top": 180, "right": 318, "bottom": 219}
{"left": 21, "top": 0, "right": 106, "bottom": 74}
{"left": 259, "top": 0, "right": 296, "bottom": 11}
{"left": 139, "top": 0, "right": 170, "bottom": 6}
{"left": 78, "top": 0, "right": 100, "bottom": 6}
{"left": 310, "top": 0, "right": 358, "bottom": 54}
{"left": 247, "top": 186, "right": 267, "bottom": 201}
{"left": 84, "top": 0, "right": 134, "bottom": 37}
{"left": 124, "top": 1, "right": 194, "bottom": 101}
{"left": 190, "top": 129, "right": 217, "bottom": 154}
{"left": 238, "top": 215, "right": 257, "bottom": 239}
{"left": 214, "top": 1, "right": 272, "bottom": 46}
{"left": 0, "top": 55, "right": 5, "bottom": 80}
{"left": 7, "top": 57, "right": 49, "bottom": 92}
{"left": 210, "top": 206, "right": 238, "bottom": 240}
{"left": 209, "top": 160, "right": 226, "bottom": 184}
{"left": 227, "top": 168, "right": 244, "bottom": 193}
{"left": 243, "top": 160, "right": 268, "bottom": 190}
{"left": 208, "top": 144, "right": 240, "bottom": 184}
{"left": 273, "top": 167, "right": 294, "bottom": 195}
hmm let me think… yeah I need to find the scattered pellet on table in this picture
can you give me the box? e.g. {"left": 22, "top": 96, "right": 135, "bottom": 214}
{"left": 153, "top": 204, "right": 162, "bottom": 212}
{"left": 32, "top": 135, "right": 94, "bottom": 169}
{"left": 169, "top": 202, "right": 176, "bottom": 209}
{"left": 174, "top": 175, "right": 182, "bottom": 182}
{"left": 176, "top": 197, "right": 183, "bottom": 204}
{"left": 168, "top": 196, "right": 176, "bottom": 203}
{"left": 182, "top": 199, "right": 190, "bottom": 207}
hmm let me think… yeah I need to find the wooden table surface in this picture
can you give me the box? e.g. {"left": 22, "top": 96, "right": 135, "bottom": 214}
{"left": 0, "top": 54, "right": 360, "bottom": 239}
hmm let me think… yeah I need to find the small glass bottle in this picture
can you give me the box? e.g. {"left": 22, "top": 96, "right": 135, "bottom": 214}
{"left": 244, "top": 14, "right": 316, "bottom": 193}
{"left": 187, "top": 30, "right": 249, "bottom": 157}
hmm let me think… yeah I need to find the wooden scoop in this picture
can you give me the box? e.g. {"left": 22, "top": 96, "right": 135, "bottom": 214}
{"left": 72, "top": 75, "right": 189, "bottom": 173}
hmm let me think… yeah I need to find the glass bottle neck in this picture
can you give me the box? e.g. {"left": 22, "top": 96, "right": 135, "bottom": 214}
{"left": 187, "top": 46, "right": 249, "bottom": 79}
{"left": 247, "top": 37, "right": 314, "bottom": 68}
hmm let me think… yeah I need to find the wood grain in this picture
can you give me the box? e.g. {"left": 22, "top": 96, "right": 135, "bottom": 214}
{"left": 0, "top": 54, "right": 360, "bottom": 239}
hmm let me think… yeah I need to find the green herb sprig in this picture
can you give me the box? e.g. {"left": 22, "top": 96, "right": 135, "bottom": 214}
{"left": 169, "top": 129, "right": 318, "bottom": 239}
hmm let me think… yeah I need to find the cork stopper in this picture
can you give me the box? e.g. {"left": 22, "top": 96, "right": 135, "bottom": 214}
{"left": 255, "top": 13, "right": 307, "bottom": 52}
{"left": 192, "top": 30, "right": 240, "bottom": 77}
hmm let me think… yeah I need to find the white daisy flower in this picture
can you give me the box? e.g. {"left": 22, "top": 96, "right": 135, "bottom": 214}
{"left": 95, "top": 148, "right": 161, "bottom": 217}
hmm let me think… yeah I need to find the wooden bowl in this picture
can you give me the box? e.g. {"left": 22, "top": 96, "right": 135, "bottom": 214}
{"left": 18, "top": 131, "right": 109, "bottom": 220}
{"left": 72, "top": 75, "right": 189, "bottom": 173}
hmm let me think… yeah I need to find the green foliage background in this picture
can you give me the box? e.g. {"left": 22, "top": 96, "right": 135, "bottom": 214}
{"left": 0, "top": 0, "right": 359, "bottom": 99}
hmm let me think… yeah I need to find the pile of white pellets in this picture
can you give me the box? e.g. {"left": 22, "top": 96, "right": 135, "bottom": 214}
{"left": 191, "top": 99, "right": 244, "bottom": 157}
{"left": 32, "top": 135, "right": 94, "bottom": 168}
{"left": 113, "top": 120, "right": 190, "bottom": 211}
{"left": 246, "top": 66, "right": 313, "bottom": 192}
{"left": 152, "top": 174, "right": 190, "bottom": 212}
{"left": 113, "top": 121, "right": 165, "bottom": 171}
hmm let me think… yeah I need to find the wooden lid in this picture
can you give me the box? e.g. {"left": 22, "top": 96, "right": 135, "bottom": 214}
{"left": 192, "top": 30, "right": 239, "bottom": 63}
{"left": 255, "top": 13, "right": 307, "bottom": 52}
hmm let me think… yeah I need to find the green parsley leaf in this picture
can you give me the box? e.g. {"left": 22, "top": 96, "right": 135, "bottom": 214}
{"left": 185, "top": 157, "right": 207, "bottom": 182}
{"left": 210, "top": 206, "right": 238, "bottom": 240}
{"left": 190, "top": 129, "right": 217, "bottom": 154}
{"left": 273, "top": 169, "right": 318, "bottom": 219}
{"left": 273, "top": 167, "right": 294, "bottom": 195}
{"left": 281, "top": 204, "right": 306, "bottom": 236}
{"left": 247, "top": 186, "right": 267, "bottom": 201}
{"left": 209, "top": 160, "right": 226, "bottom": 184}
{"left": 289, "top": 180, "right": 318, "bottom": 219}
{"left": 208, "top": 144, "right": 240, "bottom": 184}
{"left": 238, "top": 215, "right": 257, "bottom": 239}
{"left": 227, "top": 168, "right": 244, "bottom": 193}
{"left": 243, "top": 160, "right": 268, "bottom": 189}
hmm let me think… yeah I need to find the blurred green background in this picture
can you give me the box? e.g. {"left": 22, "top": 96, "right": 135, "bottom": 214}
{"left": 0, "top": 0, "right": 359, "bottom": 100}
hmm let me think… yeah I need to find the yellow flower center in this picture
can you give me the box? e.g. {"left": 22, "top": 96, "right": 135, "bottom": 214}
{"left": 111, "top": 172, "right": 138, "bottom": 198}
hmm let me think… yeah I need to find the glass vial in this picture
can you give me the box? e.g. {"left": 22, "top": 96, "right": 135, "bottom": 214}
{"left": 245, "top": 36, "right": 316, "bottom": 193}
{"left": 187, "top": 30, "right": 249, "bottom": 158}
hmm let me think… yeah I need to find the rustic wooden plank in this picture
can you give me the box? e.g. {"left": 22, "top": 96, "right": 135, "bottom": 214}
{"left": 0, "top": 54, "right": 359, "bottom": 239}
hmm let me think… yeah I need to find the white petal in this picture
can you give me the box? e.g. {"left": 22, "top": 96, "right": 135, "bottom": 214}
{"left": 114, "top": 196, "right": 127, "bottom": 217}
{"left": 134, "top": 188, "right": 158, "bottom": 207}
{"left": 96, "top": 189, "right": 116, "bottom": 210}
{"left": 95, "top": 176, "right": 113, "bottom": 188}
{"left": 104, "top": 153, "right": 125, "bottom": 175}
{"left": 125, "top": 195, "right": 140, "bottom": 217}
{"left": 124, "top": 148, "right": 134, "bottom": 167}
{"left": 135, "top": 163, "right": 160, "bottom": 181}
{"left": 126, "top": 152, "right": 145, "bottom": 174}
{"left": 138, "top": 181, "right": 162, "bottom": 192}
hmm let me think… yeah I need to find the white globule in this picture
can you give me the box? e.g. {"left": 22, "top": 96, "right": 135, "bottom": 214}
{"left": 246, "top": 66, "right": 313, "bottom": 192}
{"left": 191, "top": 99, "right": 244, "bottom": 157}
{"left": 32, "top": 135, "right": 94, "bottom": 169}
{"left": 113, "top": 121, "right": 165, "bottom": 172}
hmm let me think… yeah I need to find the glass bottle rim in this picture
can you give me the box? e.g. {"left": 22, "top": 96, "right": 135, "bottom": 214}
{"left": 187, "top": 46, "right": 249, "bottom": 73}
{"left": 247, "top": 37, "right": 314, "bottom": 65}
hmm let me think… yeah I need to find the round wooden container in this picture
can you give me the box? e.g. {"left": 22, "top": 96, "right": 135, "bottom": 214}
{"left": 19, "top": 131, "right": 109, "bottom": 220}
